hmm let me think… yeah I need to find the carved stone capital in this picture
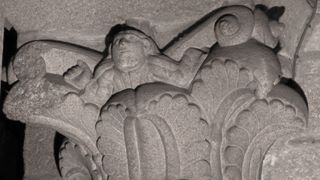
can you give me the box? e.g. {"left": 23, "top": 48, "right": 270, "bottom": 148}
{"left": 1, "top": 2, "right": 316, "bottom": 180}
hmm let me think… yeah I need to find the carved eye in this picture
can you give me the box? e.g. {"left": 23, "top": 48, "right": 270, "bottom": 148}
{"left": 114, "top": 38, "right": 128, "bottom": 46}
{"left": 126, "top": 34, "right": 139, "bottom": 42}
{"left": 113, "top": 38, "right": 121, "bottom": 44}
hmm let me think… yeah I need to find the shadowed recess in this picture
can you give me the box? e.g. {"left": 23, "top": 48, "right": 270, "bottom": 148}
{"left": 280, "top": 78, "right": 308, "bottom": 109}
{"left": 0, "top": 27, "right": 24, "bottom": 180}
{"left": 255, "top": 4, "right": 285, "bottom": 21}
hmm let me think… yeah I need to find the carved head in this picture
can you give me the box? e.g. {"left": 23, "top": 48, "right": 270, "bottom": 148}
{"left": 111, "top": 30, "right": 159, "bottom": 72}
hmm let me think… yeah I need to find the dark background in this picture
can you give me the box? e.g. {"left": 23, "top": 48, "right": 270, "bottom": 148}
{"left": 0, "top": 28, "right": 24, "bottom": 180}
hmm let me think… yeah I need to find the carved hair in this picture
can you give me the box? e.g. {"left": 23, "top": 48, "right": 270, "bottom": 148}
{"left": 105, "top": 28, "right": 160, "bottom": 58}
{"left": 116, "top": 30, "right": 160, "bottom": 55}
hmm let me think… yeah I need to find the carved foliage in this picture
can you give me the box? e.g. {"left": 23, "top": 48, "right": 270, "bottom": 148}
{"left": 146, "top": 94, "right": 210, "bottom": 179}
{"left": 59, "top": 140, "right": 102, "bottom": 180}
{"left": 191, "top": 58, "right": 255, "bottom": 179}
{"left": 96, "top": 87, "right": 210, "bottom": 180}
{"left": 96, "top": 103, "right": 129, "bottom": 180}
{"left": 191, "top": 59, "right": 254, "bottom": 124}
{"left": 2, "top": 4, "right": 313, "bottom": 180}
{"left": 221, "top": 96, "right": 306, "bottom": 180}
{"left": 190, "top": 52, "right": 307, "bottom": 180}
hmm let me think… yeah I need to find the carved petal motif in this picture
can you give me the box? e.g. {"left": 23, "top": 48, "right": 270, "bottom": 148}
{"left": 191, "top": 59, "right": 254, "bottom": 123}
{"left": 59, "top": 140, "right": 102, "bottom": 180}
{"left": 190, "top": 49, "right": 307, "bottom": 180}
{"left": 191, "top": 58, "right": 255, "bottom": 179}
{"left": 146, "top": 94, "right": 210, "bottom": 179}
{"left": 96, "top": 103, "right": 130, "bottom": 180}
{"left": 2, "top": 4, "right": 313, "bottom": 179}
{"left": 96, "top": 85, "right": 210, "bottom": 180}
{"left": 221, "top": 92, "right": 307, "bottom": 180}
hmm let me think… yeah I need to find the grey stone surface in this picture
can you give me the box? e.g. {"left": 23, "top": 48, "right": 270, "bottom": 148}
{"left": 23, "top": 125, "right": 60, "bottom": 179}
{"left": 295, "top": 11, "right": 320, "bottom": 128}
{"left": 3, "top": 0, "right": 224, "bottom": 51}
{"left": 255, "top": 0, "right": 315, "bottom": 78}
{"left": 262, "top": 130, "right": 320, "bottom": 180}
{"left": 1, "top": 1, "right": 320, "bottom": 180}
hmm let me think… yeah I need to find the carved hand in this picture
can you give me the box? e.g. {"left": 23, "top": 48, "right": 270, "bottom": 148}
{"left": 64, "top": 60, "right": 93, "bottom": 90}
{"left": 79, "top": 69, "right": 114, "bottom": 107}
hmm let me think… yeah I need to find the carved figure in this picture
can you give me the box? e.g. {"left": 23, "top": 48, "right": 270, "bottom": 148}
{"left": 64, "top": 29, "right": 207, "bottom": 106}
{"left": 1, "top": 2, "right": 315, "bottom": 180}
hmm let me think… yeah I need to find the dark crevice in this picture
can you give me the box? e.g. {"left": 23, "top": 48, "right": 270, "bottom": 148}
{"left": 2, "top": 28, "right": 17, "bottom": 68}
{"left": 280, "top": 78, "right": 309, "bottom": 109}
{"left": 266, "top": 6, "right": 285, "bottom": 21}
{"left": 54, "top": 132, "right": 65, "bottom": 176}
{"left": 255, "top": 5, "right": 285, "bottom": 21}
{"left": 273, "top": 42, "right": 282, "bottom": 54}
{"left": 1, "top": 27, "right": 24, "bottom": 180}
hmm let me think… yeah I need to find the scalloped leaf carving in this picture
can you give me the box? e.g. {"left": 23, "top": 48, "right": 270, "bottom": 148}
{"left": 242, "top": 125, "right": 303, "bottom": 180}
{"left": 190, "top": 58, "right": 255, "bottom": 179}
{"left": 96, "top": 103, "right": 130, "bottom": 180}
{"left": 59, "top": 140, "right": 102, "bottom": 180}
{"left": 191, "top": 59, "right": 254, "bottom": 126}
{"left": 146, "top": 94, "right": 210, "bottom": 179}
{"left": 220, "top": 98, "right": 307, "bottom": 180}
{"left": 96, "top": 93, "right": 210, "bottom": 180}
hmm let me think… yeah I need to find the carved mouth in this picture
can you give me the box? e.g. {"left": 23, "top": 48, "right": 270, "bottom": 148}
{"left": 119, "top": 49, "right": 128, "bottom": 54}
{"left": 118, "top": 48, "right": 133, "bottom": 56}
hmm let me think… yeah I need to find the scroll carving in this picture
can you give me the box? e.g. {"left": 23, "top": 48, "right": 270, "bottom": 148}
{"left": 2, "top": 3, "right": 312, "bottom": 180}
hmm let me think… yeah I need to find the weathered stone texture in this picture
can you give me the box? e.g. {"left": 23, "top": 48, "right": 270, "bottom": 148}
{"left": 262, "top": 131, "right": 320, "bottom": 180}
{"left": 23, "top": 125, "right": 61, "bottom": 179}
{"left": 2, "top": 1, "right": 320, "bottom": 180}
{"left": 296, "top": 13, "right": 320, "bottom": 128}
{"left": 3, "top": 0, "right": 224, "bottom": 51}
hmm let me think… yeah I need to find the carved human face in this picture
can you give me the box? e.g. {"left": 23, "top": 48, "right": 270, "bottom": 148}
{"left": 112, "top": 32, "right": 147, "bottom": 72}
